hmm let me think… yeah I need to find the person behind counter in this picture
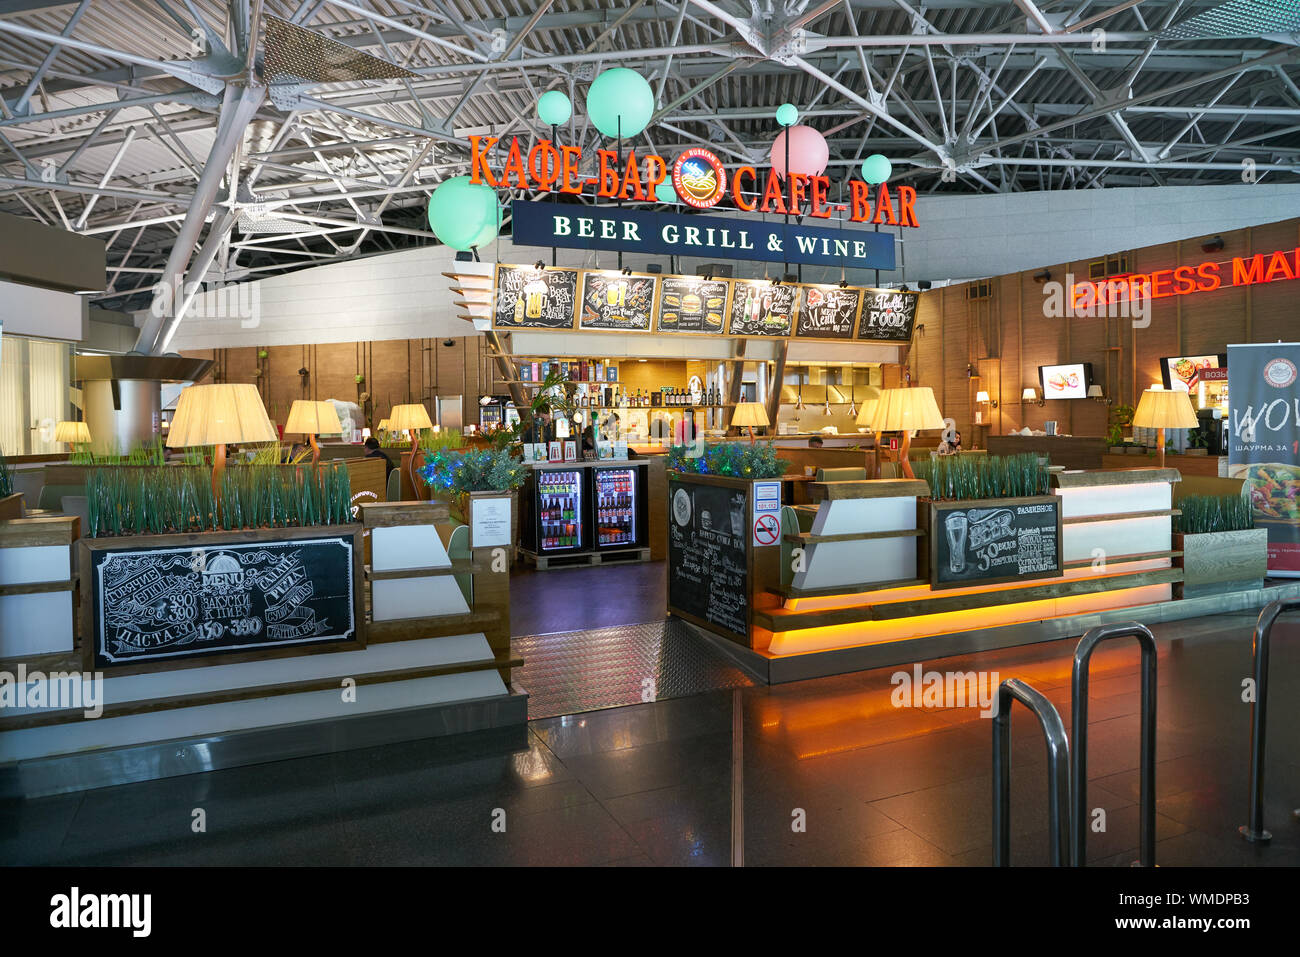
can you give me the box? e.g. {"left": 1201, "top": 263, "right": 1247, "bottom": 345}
{"left": 363, "top": 436, "right": 396, "bottom": 477}
{"left": 808, "top": 435, "right": 824, "bottom": 448}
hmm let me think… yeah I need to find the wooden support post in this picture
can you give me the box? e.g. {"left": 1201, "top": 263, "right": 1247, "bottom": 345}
{"left": 766, "top": 339, "right": 788, "bottom": 433}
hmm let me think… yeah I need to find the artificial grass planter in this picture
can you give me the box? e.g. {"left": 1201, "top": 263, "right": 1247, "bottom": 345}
{"left": 913, "top": 452, "right": 1049, "bottom": 501}
{"left": 1173, "top": 493, "right": 1266, "bottom": 597}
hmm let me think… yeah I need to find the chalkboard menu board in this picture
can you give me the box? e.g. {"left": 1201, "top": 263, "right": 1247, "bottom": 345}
{"left": 795, "top": 285, "right": 861, "bottom": 339}
{"left": 493, "top": 264, "right": 578, "bottom": 330}
{"left": 727, "top": 280, "right": 796, "bottom": 337}
{"left": 656, "top": 277, "right": 730, "bottom": 333}
{"left": 577, "top": 271, "right": 657, "bottom": 331}
{"left": 930, "top": 498, "right": 1061, "bottom": 589}
{"left": 667, "top": 479, "right": 749, "bottom": 640}
{"left": 857, "top": 288, "right": 919, "bottom": 341}
{"left": 87, "top": 532, "right": 361, "bottom": 668}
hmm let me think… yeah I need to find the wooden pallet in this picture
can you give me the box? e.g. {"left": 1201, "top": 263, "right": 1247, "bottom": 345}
{"left": 523, "top": 547, "right": 651, "bottom": 570}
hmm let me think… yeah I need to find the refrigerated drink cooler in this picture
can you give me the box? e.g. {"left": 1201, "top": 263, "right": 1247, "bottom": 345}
{"left": 520, "top": 461, "right": 649, "bottom": 569}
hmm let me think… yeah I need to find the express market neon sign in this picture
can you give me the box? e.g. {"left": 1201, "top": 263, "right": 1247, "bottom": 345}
{"left": 1071, "top": 246, "right": 1300, "bottom": 307}
{"left": 469, "top": 136, "right": 920, "bottom": 227}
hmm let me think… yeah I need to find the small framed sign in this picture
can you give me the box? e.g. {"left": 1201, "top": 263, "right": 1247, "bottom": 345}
{"left": 563, "top": 440, "right": 577, "bottom": 462}
{"left": 548, "top": 441, "right": 562, "bottom": 462}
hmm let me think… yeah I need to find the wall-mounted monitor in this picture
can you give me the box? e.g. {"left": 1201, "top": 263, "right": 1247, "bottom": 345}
{"left": 1039, "top": 362, "right": 1093, "bottom": 399}
{"left": 1160, "top": 354, "right": 1227, "bottom": 391}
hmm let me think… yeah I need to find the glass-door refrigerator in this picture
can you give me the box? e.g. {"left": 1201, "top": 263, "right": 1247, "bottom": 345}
{"left": 526, "top": 467, "right": 588, "bottom": 554}
{"left": 591, "top": 465, "right": 647, "bottom": 550}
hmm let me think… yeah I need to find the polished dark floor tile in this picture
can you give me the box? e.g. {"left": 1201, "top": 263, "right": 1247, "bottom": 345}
{"left": 509, "top": 560, "right": 666, "bottom": 636}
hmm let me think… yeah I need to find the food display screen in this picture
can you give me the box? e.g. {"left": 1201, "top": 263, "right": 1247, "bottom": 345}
{"left": 1039, "top": 363, "right": 1091, "bottom": 399}
{"left": 1161, "top": 354, "right": 1226, "bottom": 391}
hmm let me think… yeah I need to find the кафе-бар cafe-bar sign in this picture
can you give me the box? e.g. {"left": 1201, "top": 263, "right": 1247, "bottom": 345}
{"left": 469, "top": 136, "right": 919, "bottom": 268}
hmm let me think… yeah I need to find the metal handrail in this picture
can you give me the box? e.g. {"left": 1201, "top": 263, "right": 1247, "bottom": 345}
{"left": 1071, "top": 622, "right": 1158, "bottom": 867}
{"left": 993, "top": 678, "right": 1072, "bottom": 866}
{"left": 1240, "top": 597, "right": 1300, "bottom": 843}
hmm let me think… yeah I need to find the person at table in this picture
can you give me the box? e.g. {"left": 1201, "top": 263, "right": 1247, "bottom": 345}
{"left": 363, "top": 436, "right": 395, "bottom": 477}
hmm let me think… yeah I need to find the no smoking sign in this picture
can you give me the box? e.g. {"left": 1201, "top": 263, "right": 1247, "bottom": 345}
{"left": 753, "top": 513, "right": 780, "bottom": 547}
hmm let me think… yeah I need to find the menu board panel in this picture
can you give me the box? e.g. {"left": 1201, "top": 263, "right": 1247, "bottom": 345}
{"left": 492, "top": 264, "right": 578, "bottom": 330}
{"left": 727, "top": 280, "right": 796, "bottom": 337}
{"left": 794, "top": 285, "right": 860, "bottom": 339}
{"left": 857, "top": 288, "right": 919, "bottom": 341}
{"left": 930, "top": 498, "right": 1061, "bottom": 589}
{"left": 655, "top": 277, "right": 730, "bottom": 333}
{"left": 577, "top": 271, "right": 657, "bottom": 331}
{"left": 667, "top": 478, "right": 749, "bottom": 640}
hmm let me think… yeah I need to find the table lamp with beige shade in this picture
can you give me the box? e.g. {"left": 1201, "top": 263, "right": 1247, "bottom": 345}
{"left": 731, "top": 401, "right": 769, "bottom": 443}
{"left": 388, "top": 403, "right": 434, "bottom": 497}
{"left": 166, "top": 383, "right": 278, "bottom": 497}
{"left": 869, "top": 386, "right": 946, "bottom": 479}
{"left": 855, "top": 386, "right": 882, "bottom": 440}
{"left": 1133, "top": 387, "right": 1198, "bottom": 468}
{"left": 283, "top": 399, "right": 342, "bottom": 464}
{"left": 53, "top": 420, "right": 91, "bottom": 451}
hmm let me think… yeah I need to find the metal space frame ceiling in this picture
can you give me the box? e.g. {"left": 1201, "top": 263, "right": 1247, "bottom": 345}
{"left": 0, "top": 0, "right": 1297, "bottom": 318}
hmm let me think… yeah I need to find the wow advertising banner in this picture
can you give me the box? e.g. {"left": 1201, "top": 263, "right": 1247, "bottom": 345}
{"left": 1228, "top": 342, "right": 1300, "bottom": 576}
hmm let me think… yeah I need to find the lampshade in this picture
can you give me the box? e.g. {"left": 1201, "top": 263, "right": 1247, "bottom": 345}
{"left": 1022, "top": 387, "right": 1037, "bottom": 401}
{"left": 284, "top": 399, "right": 342, "bottom": 436}
{"left": 166, "top": 384, "right": 277, "bottom": 448}
{"left": 54, "top": 420, "right": 91, "bottom": 444}
{"left": 855, "top": 386, "right": 881, "bottom": 426}
{"left": 1133, "top": 388, "right": 1199, "bottom": 429}
{"left": 388, "top": 403, "right": 433, "bottom": 432}
{"left": 869, "top": 387, "right": 945, "bottom": 433}
{"left": 377, "top": 419, "right": 390, "bottom": 431}
{"left": 975, "top": 391, "right": 991, "bottom": 403}
{"left": 731, "top": 402, "right": 770, "bottom": 428}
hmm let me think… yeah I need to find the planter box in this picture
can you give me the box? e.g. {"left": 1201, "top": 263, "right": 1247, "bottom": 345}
{"left": 79, "top": 524, "right": 364, "bottom": 672}
{"left": 1125, "top": 446, "right": 1147, "bottom": 455}
{"left": 1174, "top": 527, "right": 1268, "bottom": 598}
{"left": 919, "top": 494, "right": 1063, "bottom": 589}
{"left": 0, "top": 492, "right": 24, "bottom": 520}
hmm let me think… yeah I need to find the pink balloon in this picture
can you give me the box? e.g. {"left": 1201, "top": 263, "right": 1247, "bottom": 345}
{"left": 769, "top": 125, "right": 829, "bottom": 179}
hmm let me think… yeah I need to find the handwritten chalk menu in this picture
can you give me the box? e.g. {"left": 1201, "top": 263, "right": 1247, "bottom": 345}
{"left": 857, "top": 288, "right": 919, "bottom": 341}
{"left": 930, "top": 498, "right": 1061, "bottom": 589}
{"left": 493, "top": 264, "right": 578, "bottom": 330}
{"left": 667, "top": 479, "right": 749, "bottom": 640}
{"left": 656, "top": 277, "right": 729, "bottom": 333}
{"left": 795, "top": 285, "right": 861, "bottom": 339}
{"left": 727, "top": 280, "right": 796, "bottom": 336}
{"left": 88, "top": 534, "right": 360, "bottom": 667}
{"left": 578, "top": 272, "right": 656, "bottom": 331}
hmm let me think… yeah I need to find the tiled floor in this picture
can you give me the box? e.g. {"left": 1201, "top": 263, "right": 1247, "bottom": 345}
{"left": 4, "top": 612, "right": 1300, "bottom": 866}
{"left": 508, "top": 560, "right": 666, "bottom": 637}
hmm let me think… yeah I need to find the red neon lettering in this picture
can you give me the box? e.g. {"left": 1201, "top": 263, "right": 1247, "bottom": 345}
{"left": 897, "top": 186, "right": 919, "bottom": 228}
{"left": 1150, "top": 269, "right": 1173, "bottom": 299}
{"left": 619, "top": 151, "right": 644, "bottom": 201}
{"left": 469, "top": 136, "right": 499, "bottom": 187}
{"left": 871, "top": 184, "right": 899, "bottom": 225}
{"left": 760, "top": 169, "right": 787, "bottom": 214}
{"left": 1265, "top": 250, "right": 1295, "bottom": 282}
{"left": 732, "top": 166, "right": 757, "bottom": 211}
{"left": 849, "top": 180, "right": 871, "bottom": 222}
{"left": 643, "top": 154, "right": 667, "bottom": 198}
{"left": 809, "top": 176, "right": 831, "bottom": 218}
{"left": 498, "top": 137, "right": 528, "bottom": 190}
{"left": 595, "top": 150, "right": 620, "bottom": 197}
{"left": 1173, "top": 265, "right": 1196, "bottom": 295}
{"left": 1197, "top": 261, "right": 1221, "bottom": 291}
{"left": 787, "top": 173, "right": 809, "bottom": 216}
{"left": 1233, "top": 254, "right": 1264, "bottom": 285}
{"left": 560, "top": 146, "right": 583, "bottom": 194}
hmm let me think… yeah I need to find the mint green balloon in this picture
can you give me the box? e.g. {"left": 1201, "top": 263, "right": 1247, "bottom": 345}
{"left": 427, "top": 175, "right": 500, "bottom": 251}
{"left": 537, "top": 90, "right": 571, "bottom": 127}
{"left": 655, "top": 180, "right": 677, "bottom": 204}
{"left": 776, "top": 103, "right": 798, "bottom": 127}
{"left": 585, "top": 68, "right": 654, "bottom": 138}
{"left": 861, "top": 153, "right": 892, "bottom": 185}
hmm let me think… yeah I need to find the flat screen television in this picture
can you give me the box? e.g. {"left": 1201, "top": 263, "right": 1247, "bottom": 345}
{"left": 1160, "top": 354, "right": 1227, "bottom": 392}
{"left": 1039, "top": 362, "right": 1092, "bottom": 399}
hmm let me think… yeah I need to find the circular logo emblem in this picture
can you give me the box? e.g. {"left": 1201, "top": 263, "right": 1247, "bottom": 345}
{"left": 1263, "top": 358, "right": 1296, "bottom": 388}
{"left": 671, "top": 148, "right": 727, "bottom": 209}
{"left": 672, "top": 488, "right": 692, "bottom": 526}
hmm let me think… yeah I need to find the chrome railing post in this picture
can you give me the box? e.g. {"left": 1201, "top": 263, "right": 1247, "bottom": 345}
{"left": 992, "top": 678, "right": 1072, "bottom": 866}
{"left": 1240, "top": 597, "right": 1300, "bottom": 843}
{"left": 1071, "top": 622, "right": 1158, "bottom": 867}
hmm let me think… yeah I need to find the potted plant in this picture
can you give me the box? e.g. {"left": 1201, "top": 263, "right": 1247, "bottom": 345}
{"left": 1108, "top": 404, "right": 1135, "bottom": 454}
{"left": 0, "top": 449, "right": 22, "bottom": 519}
{"left": 1173, "top": 494, "right": 1266, "bottom": 598}
{"left": 913, "top": 453, "right": 1061, "bottom": 589}
{"left": 1185, "top": 428, "right": 1209, "bottom": 456}
{"left": 419, "top": 446, "right": 527, "bottom": 543}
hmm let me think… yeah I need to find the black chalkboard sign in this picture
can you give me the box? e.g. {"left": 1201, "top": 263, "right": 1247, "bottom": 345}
{"left": 87, "top": 531, "right": 361, "bottom": 668}
{"left": 667, "top": 479, "right": 749, "bottom": 640}
{"left": 577, "top": 271, "right": 657, "bottom": 331}
{"left": 857, "top": 288, "right": 919, "bottom": 341}
{"left": 656, "top": 277, "right": 729, "bottom": 333}
{"left": 727, "top": 280, "right": 795, "bottom": 337}
{"left": 795, "top": 285, "right": 861, "bottom": 339}
{"left": 493, "top": 264, "right": 578, "bottom": 329}
{"left": 930, "top": 498, "right": 1062, "bottom": 589}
